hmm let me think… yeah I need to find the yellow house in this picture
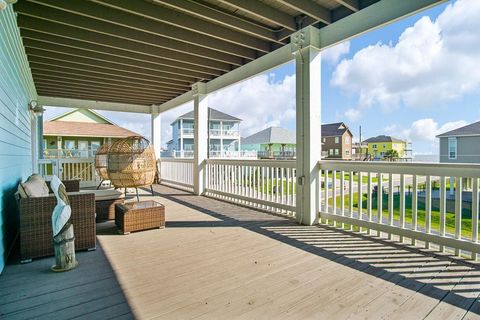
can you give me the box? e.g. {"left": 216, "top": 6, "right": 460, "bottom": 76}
{"left": 364, "top": 135, "right": 407, "bottom": 160}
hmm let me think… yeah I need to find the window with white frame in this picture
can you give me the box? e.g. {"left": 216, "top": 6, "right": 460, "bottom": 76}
{"left": 329, "top": 149, "right": 333, "bottom": 155}
{"left": 372, "top": 144, "right": 377, "bottom": 149}
{"left": 448, "top": 137, "right": 457, "bottom": 159}
{"left": 335, "top": 149, "right": 339, "bottom": 155}
{"left": 335, "top": 137, "right": 339, "bottom": 144}
{"left": 345, "top": 150, "right": 350, "bottom": 155}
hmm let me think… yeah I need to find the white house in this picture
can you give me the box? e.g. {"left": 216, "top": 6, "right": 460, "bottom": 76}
{"left": 166, "top": 108, "right": 241, "bottom": 157}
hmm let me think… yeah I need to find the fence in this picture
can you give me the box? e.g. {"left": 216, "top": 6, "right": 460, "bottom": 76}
{"left": 38, "top": 158, "right": 98, "bottom": 187}
{"left": 318, "top": 160, "right": 480, "bottom": 259}
{"left": 159, "top": 158, "right": 194, "bottom": 192}
{"left": 205, "top": 159, "right": 297, "bottom": 216}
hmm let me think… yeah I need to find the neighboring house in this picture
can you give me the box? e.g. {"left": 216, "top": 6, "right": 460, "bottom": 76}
{"left": 166, "top": 108, "right": 241, "bottom": 157}
{"left": 364, "top": 135, "right": 408, "bottom": 160}
{"left": 242, "top": 127, "right": 296, "bottom": 159}
{"left": 321, "top": 122, "right": 353, "bottom": 160}
{"left": 436, "top": 120, "right": 480, "bottom": 163}
{"left": 43, "top": 108, "right": 139, "bottom": 158}
{"left": 352, "top": 142, "right": 369, "bottom": 160}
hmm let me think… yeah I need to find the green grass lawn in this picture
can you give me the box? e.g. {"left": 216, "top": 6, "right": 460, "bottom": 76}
{"left": 328, "top": 192, "right": 476, "bottom": 239}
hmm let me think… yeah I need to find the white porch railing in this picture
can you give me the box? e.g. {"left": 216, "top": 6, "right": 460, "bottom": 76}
{"left": 38, "top": 158, "right": 99, "bottom": 187}
{"left": 205, "top": 159, "right": 297, "bottom": 216}
{"left": 318, "top": 160, "right": 480, "bottom": 260}
{"left": 159, "top": 158, "right": 194, "bottom": 191}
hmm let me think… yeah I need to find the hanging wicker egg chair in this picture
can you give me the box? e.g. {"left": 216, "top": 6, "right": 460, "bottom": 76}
{"left": 107, "top": 136, "right": 156, "bottom": 188}
{"left": 94, "top": 142, "right": 111, "bottom": 183}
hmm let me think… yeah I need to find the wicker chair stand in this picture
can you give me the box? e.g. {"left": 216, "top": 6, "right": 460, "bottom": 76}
{"left": 18, "top": 180, "right": 96, "bottom": 263}
{"left": 115, "top": 200, "right": 165, "bottom": 235}
{"left": 107, "top": 136, "right": 157, "bottom": 201}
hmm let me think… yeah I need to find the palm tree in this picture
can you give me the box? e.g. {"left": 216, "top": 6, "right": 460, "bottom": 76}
{"left": 384, "top": 149, "right": 399, "bottom": 161}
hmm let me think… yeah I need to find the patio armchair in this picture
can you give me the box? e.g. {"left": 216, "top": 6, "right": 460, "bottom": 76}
{"left": 17, "top": 179, "right": 96, "bottom": 263}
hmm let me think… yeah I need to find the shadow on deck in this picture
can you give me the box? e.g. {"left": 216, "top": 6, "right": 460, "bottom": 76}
{"left": 0, "top": 184, "right": 479, "bottom": 319}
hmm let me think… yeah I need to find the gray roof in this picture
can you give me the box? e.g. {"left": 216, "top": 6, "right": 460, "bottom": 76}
{"left": 436, "top": 121, "right": 480, "bottom": 138}
{"left": 171, "top": 107, "right": 241, "bottom": 125}
{"left": 321, "top": 122, "right": 351, "bottom": 137}
{"left": 364, "top": 135, "right": 405, "bottom": 143}
{"left": 242, "top": 127, "right": 296, "bottom": 145}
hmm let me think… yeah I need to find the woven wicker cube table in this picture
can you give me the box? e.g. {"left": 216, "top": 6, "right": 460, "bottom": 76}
{"left": 115, "top": 200, "right": 165, "bottom": 235}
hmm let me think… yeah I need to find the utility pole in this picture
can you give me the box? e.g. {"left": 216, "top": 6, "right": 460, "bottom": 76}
{"left": 359, "top": 125, "right": 362, "bottom": 160}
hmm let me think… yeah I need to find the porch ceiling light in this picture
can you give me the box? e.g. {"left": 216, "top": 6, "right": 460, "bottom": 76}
{"left": 29, "top": 100, "right": 45, "bottom": 116}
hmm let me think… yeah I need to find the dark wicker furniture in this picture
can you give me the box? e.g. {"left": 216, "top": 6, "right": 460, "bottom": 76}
{"left": 115, "top": 200, "right": 165, "bottom": 235}
{"left": 96, "top": 197, "right": 124, "bottom": 221}
{"left": 18, "top": 180, "right": 96, "bottom": 262}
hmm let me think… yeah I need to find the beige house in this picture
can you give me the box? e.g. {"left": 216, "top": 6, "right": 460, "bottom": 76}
{"left": 43, "top": 109, "right": 139, "bottom": 158}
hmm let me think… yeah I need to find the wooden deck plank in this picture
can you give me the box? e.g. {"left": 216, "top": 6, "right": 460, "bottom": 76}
{"left": 1, "top": 185, "right": 479, "bottom": 319}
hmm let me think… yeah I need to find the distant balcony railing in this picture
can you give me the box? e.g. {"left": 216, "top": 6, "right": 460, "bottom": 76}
{"left": 43, "top": 148, "right": 98, "bottom": 159}
{"left": 258, "top": 151, "right": 296, "bottom": 159}
{"left": 181, "top": 128, "right": 240, "bottom": 137}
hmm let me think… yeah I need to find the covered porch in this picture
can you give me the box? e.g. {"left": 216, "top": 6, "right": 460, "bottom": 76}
{"left": 2, "top": 0, "right": 480, "bottom": 318}
{"left": 1, "top": 185, "right": 480, "bottom": 319}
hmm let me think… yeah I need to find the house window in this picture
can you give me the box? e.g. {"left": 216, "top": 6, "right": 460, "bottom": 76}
{"left": 345, "top": 137, "right": 350, "bottom": 144}
{"left": 335, "top": 149, "right": 339, "bottom": 155}
{"left": 329, "top": 149, "right": 333, "bottom": 155}
{"left": 448, "top": 138, "right": 457, "bottom": 159}
{"left": 345, "top": 150, "right": 350, "bottom": 155}
{"left": 335, "top": 137, "right": 339, "bottom": 144}
{"left": 64, "top": 140, "right": 75, "bottom": 150}
{"left": 383, "top": 144, "right": 386, "bottom": 148}
{"left": 372, "top": 144, "right": 377, "bottom": 149}
{"left": 322, "top": 138, "right": 326, "bottom": 143}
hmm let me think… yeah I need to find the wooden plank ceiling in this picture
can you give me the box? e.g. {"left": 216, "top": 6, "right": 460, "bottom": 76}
{"left": 14, "top": 0, "right": 379, "bottom": 107}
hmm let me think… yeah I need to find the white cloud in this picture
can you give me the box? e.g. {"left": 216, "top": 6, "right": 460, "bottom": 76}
{"left": 344, "top": 108, "right": 360, "bottom": 121}
{"left": 331, "top": 0, "right": 480, "bottom": 111}
{"left": 207, "top": 73, "right": 296, "bottom": 137}
{"left": 401, "top": 118, "right": 467, "bottom": 142}
{"left": 322, "top": 41, "right": 350, "bottom": 65}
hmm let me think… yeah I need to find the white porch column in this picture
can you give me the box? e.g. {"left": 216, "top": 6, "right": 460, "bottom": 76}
{"left": 193, "top": 82, "right": 209, "bottom": 195}
{"left": 151, "top": 111, "right": 161, "bottom": 159}
{"left": 180, "top": 119, "right": 184, "bottom": 158}
{"left": 292, "top": 26, "right": 322, "bottom": 225}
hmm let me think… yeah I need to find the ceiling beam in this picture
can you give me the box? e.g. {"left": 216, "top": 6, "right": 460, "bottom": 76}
{"left": 29, "top": 63, "right": 189, "bottom": 92}
{"left": 18, "top": 21, "right": 232, "bottom": 72}
{"left": 33, "top": 78, "right": 175, "bottom": 100}
{"left": 35, "top": 82, "right": 173, "bottom": 102}
{"left": 154, "top": 0, "right": 283, "bottom": 44}
{"left": 15, "top": 10, "right": 242, "bottom": 68}
{"left": 28, "top": 57, "right": 191, "bottom": 89}
{"left": 277, "top": 0, "right": 331, "bottom": 24}
{"left": 21, "top": 0, "right": 256, "bottom": 60}
{"left": 38, "top": 89, "right": 163, "bottom": 106}
{"left": 219, "top": 0, "right": 297, "bottom": 31}
{"left": 23, "top": 38, "right": 218, "bottom": 80}
{"left": 91, "top": 0, "right": 271, "bottom": 53}
{"left": 31, "top": 70, "right": 184, "bottom": 95}
{"left": 25, "top": 47, "right": 201, "bottom": 84}
{"left": 38, "top": 96, "right": 153, "bottom": 113}
{"left": 334, "top": 0, "right": 360, "bottom": 12}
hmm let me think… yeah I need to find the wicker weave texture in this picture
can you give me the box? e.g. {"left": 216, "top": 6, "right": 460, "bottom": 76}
{"left": 96, "top": 198, "right": 124, "bottom": 221}
{"left": 94, "top": 143, "right": 111, "bottom": 181}
{"left": 107, "top": 136, "right": 156, "bottom": 188}
{"left": 115, "top": 201, "right": 165, "bottom": 234}
{"left": 19, "top": 192, "right": 96, "bottom": 261}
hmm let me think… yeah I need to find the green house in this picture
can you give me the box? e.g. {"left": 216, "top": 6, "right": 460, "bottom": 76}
{"left": 43, "top": 108, "right": 139, "bottom": 158}
{"left": 242, "top": 127, "right": 296, "bottom": 159}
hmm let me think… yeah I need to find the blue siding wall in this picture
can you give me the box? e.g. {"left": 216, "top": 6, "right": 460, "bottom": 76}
{"left": 0, "top": 6, "right": 37, "bottom": 273}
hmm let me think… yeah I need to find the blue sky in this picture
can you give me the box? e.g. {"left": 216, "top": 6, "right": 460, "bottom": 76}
{"left": 44, "top": 0, "right": 480, "bottom": 155}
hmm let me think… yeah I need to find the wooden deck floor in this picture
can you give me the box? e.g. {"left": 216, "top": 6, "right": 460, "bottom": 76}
{"left": 1, "top": 184, "right": 480, "bottom": 319}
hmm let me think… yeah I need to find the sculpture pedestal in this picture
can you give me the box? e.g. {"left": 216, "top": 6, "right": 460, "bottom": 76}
{"left": 51, "top": 223, "right": 78, "bottom": 272}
